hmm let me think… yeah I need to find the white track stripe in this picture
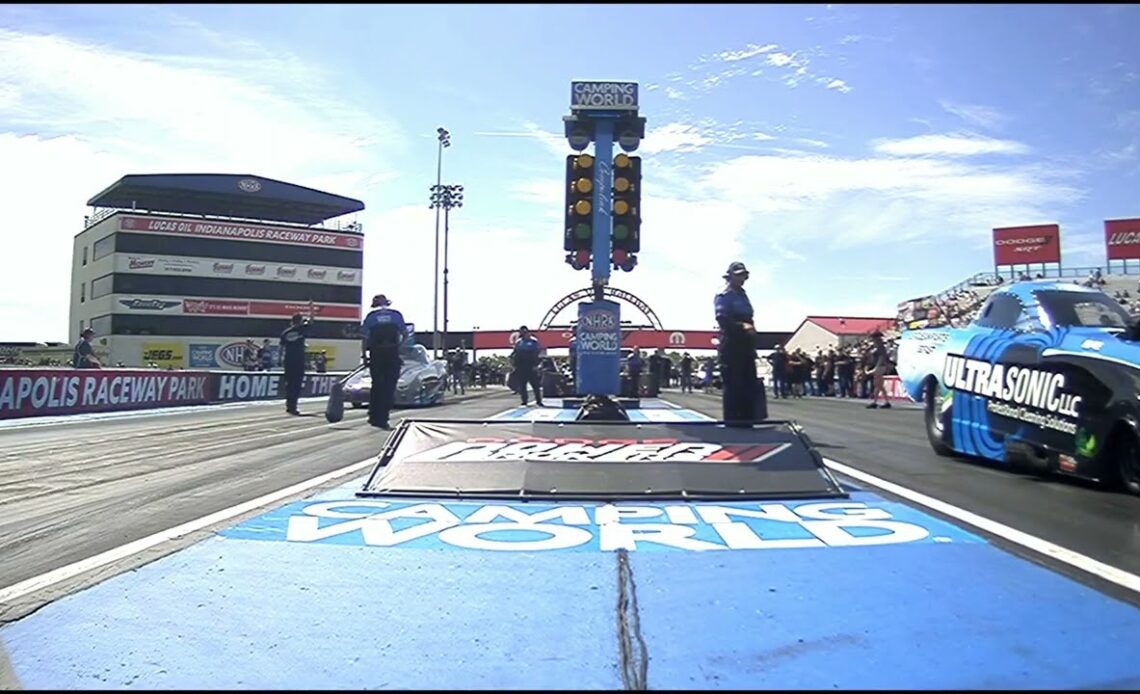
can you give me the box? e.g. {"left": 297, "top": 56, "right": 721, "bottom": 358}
{"left": 0, "top": 457, "right": 377, "bottom": 606}
{"left": 824, "top": 457, "right": 1140, "bottom": 595}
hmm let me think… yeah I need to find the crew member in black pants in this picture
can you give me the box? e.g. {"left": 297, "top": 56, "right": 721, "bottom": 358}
{"left": 714, "top": 261, "right": 758, "bottom": 426}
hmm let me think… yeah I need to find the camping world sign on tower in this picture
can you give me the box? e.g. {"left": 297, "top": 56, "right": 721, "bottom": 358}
{"left": 570, "top": 81, "right": 639, "bottom": 111}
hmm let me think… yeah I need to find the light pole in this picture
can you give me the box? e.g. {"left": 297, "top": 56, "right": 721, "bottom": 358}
{"left": 432, "top": 127, "right": 451, "bottom": 358}
{"left": 430, "top": 183, "right": 463, "bottom": 355}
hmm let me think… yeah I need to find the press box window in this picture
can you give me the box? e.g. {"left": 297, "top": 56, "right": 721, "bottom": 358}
{"left": 90, "top": 274, "right": 113, "bottom": 299}
{"left": 92, "top": 234, "right": 115, "bottom": 261}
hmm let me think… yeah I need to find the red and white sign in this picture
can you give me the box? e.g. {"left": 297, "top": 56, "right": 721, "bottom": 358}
{"left": 1105, "top": 218, "right": 1140, "bottom": 261}
{"left": 473, "top": 329, "right": 720, "bottom": 350}
{"left": 0, "top": 370, "right": 211, "bottom": 420}
{"left": 118, "top": 214, "right": 363, "bottom": 250}
{"left": 883, "top": 375, "right": 916, "bottom": 402}
{"left": 179, "top": 298, "right": 360, "bottom": 319}
{"left": 992, "top": 224, "right": 1061, "bottom": 266}
{"left": 116, "top": 254, "right": 360, "bottom": 285}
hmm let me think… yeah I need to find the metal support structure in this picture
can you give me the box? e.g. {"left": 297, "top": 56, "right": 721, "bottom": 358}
{"left": 590, "top": 115, "right": 617, "bottom": 299}
{"left": 562, "top": 81, "right": 644, "bottom": 400}
{"left": 431, "top": 127, "right": 451, "bottom": 358}
{"left": 430, "top": 183, "right": 463, "bottom": 355}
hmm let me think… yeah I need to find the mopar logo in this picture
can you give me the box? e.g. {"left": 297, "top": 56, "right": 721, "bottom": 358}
{"left": 119, "top": 299, "right": 180, "bottom": 310}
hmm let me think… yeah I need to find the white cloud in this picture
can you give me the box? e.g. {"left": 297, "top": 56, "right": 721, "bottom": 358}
{"left": 766, "top": 52, "right": 795, "bottom": 68}
{"left": 638, "top": 123, "right": 715, "bottom": 154}
{"left": 696, "top": 150, "right": 1081, "bottom": 253}
{"left": 0, "top": 27, "right": 400, "bottom": 341}
{"left": 939, "top": 101, "right": 1009, "bottom": 130}
{"left": 664, "top": 86, "right": 687, "bottom": 100}
{"left": 709, "top": 43, "right": 778, "bottom": 63}
{"left": 825, "top": 78, "right": 852, "bottom": 93}
{"left": 873, "top": 132, "right": 1031, "bottom": 157}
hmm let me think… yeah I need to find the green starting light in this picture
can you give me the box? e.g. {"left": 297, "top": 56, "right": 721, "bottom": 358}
{"left": 575, "top": 223, "right": 592, "bottom": 239}
{"left": 613, "top": 224, "right": 629, "bottom": 239}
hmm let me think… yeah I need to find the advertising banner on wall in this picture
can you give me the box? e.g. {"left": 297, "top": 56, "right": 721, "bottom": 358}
{"left": 187, "top": 341, "right": 339, "bottom": 369}
{"left": 992, "top": 224, "right": 1061, "bottom": 266}
{"left": 116, "top": 255, "right": 362, "bottom": 285}
{"left": 118, "top": 215, "right": 363, "bottom": 250}
{"left": 108, "top": 295, "right": 360, "bottom": 320}
{"left": 0, "top": 370, "right": 211, "bottom": 419}
{"left": 141, "top": 341, "right": 186, "bottom": 369}
{"left": 1105, "top": 218, "right": 1140, "bottom": 261}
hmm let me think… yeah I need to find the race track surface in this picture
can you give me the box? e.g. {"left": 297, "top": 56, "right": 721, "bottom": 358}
{"left": 0, "top": 388, "right": 515, "bottom": 618}
{"left": 671, "top": 391, "right": 1140, "bottom": 588}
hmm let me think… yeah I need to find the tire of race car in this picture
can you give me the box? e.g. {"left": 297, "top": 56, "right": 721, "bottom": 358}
{"left": 924, "top": 378, "right": 955, "bottom": 457}
{"left": 1113, "top": 429, "right": 1140, "bottom": 496}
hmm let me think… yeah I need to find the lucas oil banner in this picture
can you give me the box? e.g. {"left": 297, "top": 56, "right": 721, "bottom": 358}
{"left": 0, "top": 370, "right": 211, "bottom": 419}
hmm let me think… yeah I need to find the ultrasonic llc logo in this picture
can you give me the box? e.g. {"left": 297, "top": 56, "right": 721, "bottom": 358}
{"left": 942, "top": 355, "right": 1080, "bottom": 416}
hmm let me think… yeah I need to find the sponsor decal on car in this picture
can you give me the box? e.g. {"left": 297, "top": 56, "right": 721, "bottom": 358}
{"left": 403, "top": 437, "right": 792, "bottom": 464}
{"left": 942, "top": 355, "right": 1081, "bottom": 417}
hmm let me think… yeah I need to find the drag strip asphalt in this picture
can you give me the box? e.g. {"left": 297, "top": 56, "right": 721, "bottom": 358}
{"left": 671, "top": 391, "right": 1140, "bottom": 588}
{"left": 0, "top": 388, "right": 516, "bottom": 619}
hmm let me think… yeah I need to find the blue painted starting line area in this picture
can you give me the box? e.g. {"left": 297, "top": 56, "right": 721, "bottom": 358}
{"left": 4, "top": 400, "right": 1140, "bottom": 689}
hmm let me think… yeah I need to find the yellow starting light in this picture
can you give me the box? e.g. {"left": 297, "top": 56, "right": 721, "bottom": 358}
{"left": 614, "top": 200, "right": 630, "bottom": 215}
{"left": 614, "top": 177, "right": 631, "bottom": 193}
{"left": 614, "top": 153, "right": 630, "bottom": 168}
{"left": 574, "top": 199, "right": 592, "bottom": 216}
{"left": 575, "top": 177, "right": 593, "bottom": 194}
{"left": 576, "top": 154, "right": 594, "bottom": 170}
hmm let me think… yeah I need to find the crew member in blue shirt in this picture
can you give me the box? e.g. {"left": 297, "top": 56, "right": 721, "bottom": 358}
{"left": 511, "top": 326, "right": 544, "bottom": 407}
{"left": 279, "top": 313, "right": 309, "bottom": 415}
{"left": 360, "top": 294, "right": 407, "bottom": 429}
{"left": 715, "top": 261, "right": 758, "bottom": 426}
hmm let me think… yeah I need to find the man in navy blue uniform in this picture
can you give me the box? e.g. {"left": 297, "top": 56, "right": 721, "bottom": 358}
{"left": 511, "top": 326, "right": 544, "bottom": 407}
{"left": 715, "top": 261, "right": 758, "bottom": 426}
{"left": 360, "top": 294, "right": 407, "bottom": 429}
{"left": 280, "top": 313, "right": 309, "bottom": 415}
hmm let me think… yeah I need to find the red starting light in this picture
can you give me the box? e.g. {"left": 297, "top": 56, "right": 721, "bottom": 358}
{"left": 612, "top": 248, "right": 628, "bottom": 266}
{"left": 575, "top": 249, "right": 591, "bottom": 269}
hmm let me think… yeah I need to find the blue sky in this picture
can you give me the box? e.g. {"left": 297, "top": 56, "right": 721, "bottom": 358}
{"left": 1, "top": 3, "right": 1138, "bottom": 341}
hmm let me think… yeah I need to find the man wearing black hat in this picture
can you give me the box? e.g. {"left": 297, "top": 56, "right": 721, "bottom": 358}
{"left": 360, "top": 294, "right": 408, "bottom": 429}
{"left": 510, "top": 325, "right": 544, "bottom": 407}
{"left": 714, "top": 261, "right": 758, "bottom": 426}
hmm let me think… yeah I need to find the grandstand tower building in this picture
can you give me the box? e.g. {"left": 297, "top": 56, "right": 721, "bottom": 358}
{"left": 69, "top": 174, "right": 366, "bottom": 371}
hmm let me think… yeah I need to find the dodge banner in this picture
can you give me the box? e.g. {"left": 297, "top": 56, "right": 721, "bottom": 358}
{"left": 1105, "top": 218, "right": 1140, "bottom": 261}
{"left": 992, "top": 224, "right": 1061, "bottom": 266}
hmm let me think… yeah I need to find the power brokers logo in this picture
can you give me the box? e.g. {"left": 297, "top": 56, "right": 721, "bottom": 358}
{"left": 404, "top": 437, "right": 793, "bottom": 464}
{"left": 942, "top": 355, "right": 1081, "bottom": 417}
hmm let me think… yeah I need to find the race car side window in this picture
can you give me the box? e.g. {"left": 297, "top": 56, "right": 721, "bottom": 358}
{"left": 975, "top": 294, "right": 1022, "bottom": 330}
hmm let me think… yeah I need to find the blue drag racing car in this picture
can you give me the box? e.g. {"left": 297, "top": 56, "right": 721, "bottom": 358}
{"left": 896, "top": 280, "right": 1140, "bottom": 495}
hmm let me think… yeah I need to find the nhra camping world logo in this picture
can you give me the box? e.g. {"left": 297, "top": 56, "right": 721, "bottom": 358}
{"left": 404, "top": 438, "right": 792, "bottom": 464}
{"left": 118, "top": 298, "right": 180, "bottom": 311}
